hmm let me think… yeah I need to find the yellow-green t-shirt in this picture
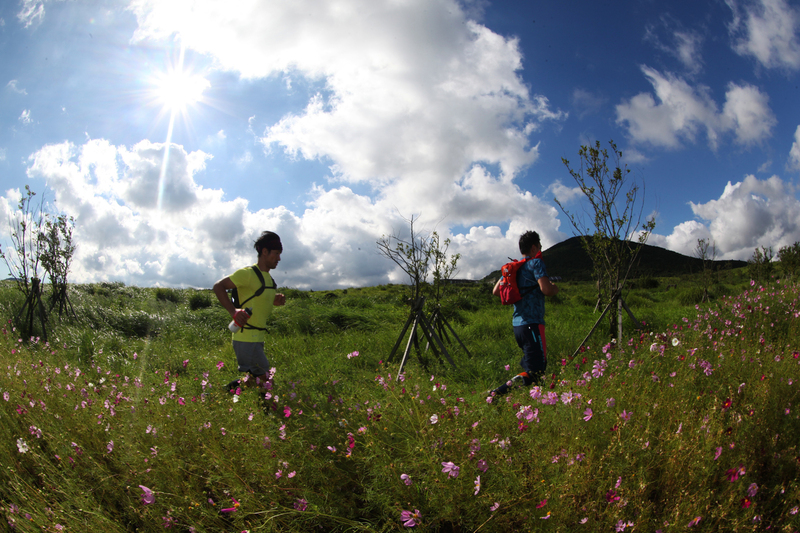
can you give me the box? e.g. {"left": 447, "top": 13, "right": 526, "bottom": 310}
{"left": 229, "top": 265, "right": 276, "bottom": 343}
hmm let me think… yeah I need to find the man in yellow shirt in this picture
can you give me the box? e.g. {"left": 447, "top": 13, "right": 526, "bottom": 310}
{"left": 213, "top": 231, "right": 286, "bottom": 392}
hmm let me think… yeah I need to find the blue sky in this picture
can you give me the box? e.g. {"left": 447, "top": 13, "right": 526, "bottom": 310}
{"left": 1, "top": 0, "right": 799, "bottom": 289}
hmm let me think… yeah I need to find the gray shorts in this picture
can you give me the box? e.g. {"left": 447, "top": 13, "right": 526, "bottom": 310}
{"left": 232, "top": 341, "right": 270, "bottom": 377}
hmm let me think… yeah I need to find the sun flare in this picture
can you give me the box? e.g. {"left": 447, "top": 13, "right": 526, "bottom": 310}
{"left": 152, "top": 69, "right": 210, "bottom": 112}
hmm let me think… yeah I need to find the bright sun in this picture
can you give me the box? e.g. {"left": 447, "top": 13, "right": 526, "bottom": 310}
{"left": 153, "top": 69, "right": 210, "bottom": 112}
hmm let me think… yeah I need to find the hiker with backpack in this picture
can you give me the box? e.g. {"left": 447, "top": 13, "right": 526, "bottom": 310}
{"left": 213, "top": 231, "right": 286, "bottom": 392}
{"left": 489, "top": 230, "right": 559, "bottom": 396}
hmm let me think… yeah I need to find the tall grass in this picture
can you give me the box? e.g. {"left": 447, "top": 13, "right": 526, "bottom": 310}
{"left": 0, "top": 277, "right": 798, "bottom": 531}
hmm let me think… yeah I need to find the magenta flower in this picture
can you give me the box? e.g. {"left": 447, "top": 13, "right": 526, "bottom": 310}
{"left": 293, "top": 498, "right": 308, "bottom": 511}
{"left": 476, "top": 459, "right": 489, "bottom": 472}
{"left": 687, "top": 516, "right": 702, "bottom": 527}
{"left": 220, "top": 498, "right": 240, "bottom": 513}
{"left": 400, "top": 509, "right": 421, "bottom": 527}
{"left": 284, "top": 406, "right": 292, "bottom": 418}
{"left": 536, "top": 499, "right": 547, "bottom": 508}
{"left": 139, "top": 485, "right": 155, "bottom": 505}
{"left": 620, "top": 410, "right": 632, "bottom": 421}
{"left": 216, "top": 361, "right": 224, "bottom": 371}
{"left": 722, "top": 398, "right": 732, "bottom": 410}
{"left": 441, "top": 461, "right": 460, "bottom": 478}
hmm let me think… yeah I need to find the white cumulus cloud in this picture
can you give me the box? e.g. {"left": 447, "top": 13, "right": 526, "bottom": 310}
{"left": 653, "top": 174, "right": 800, "bottom": 259}
{"left": 727, "top": 0, "right": 800, "bottom": 70}
{"left": 22, "top": 137, "right": 562, "bottom": 289}
{"left": 788, "top": 125, "right": 800, "bottom": 171}
{"left": 616, "top": 66, "right": 776, "bottom": 150}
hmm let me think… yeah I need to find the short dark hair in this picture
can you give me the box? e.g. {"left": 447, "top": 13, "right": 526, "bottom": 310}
{"left": 519, "top": 231, "right": 541, "bottom": 256}
{"left": 254, "top": 231, "right": 282, "bottom": 256}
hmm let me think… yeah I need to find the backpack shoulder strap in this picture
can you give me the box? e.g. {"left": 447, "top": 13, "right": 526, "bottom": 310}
{"left": 238, "top": 266, "right": 268, "bottom": 307}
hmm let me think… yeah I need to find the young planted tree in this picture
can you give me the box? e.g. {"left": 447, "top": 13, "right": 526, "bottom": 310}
{"left": 695, "top": 238, "right": 717, "bottom": 302}
{"left": 377, "top": 215, "right": 464, "bottom": 373}
{"left": 556, "top": 140, "right": 655, "bottom": 341}
{"left": 40, "top": 213, "right": 77, "bottom": 318}
{"left": 748, "top": 246, "right": 773, "bottom": 283}
{"left": 376, "top": 214, "right": 430, "bottom": 304}
{"left": 777, "top": 242, "right": 800, "bottom": 281}
{"left": 427, "top": 230, "right": 460, "bottom": 306}
{"left": 1, "top": 186, "right": 77, "bottom": 340}
{"left": 0, "top": 186, "right": 48, "bottom": 340}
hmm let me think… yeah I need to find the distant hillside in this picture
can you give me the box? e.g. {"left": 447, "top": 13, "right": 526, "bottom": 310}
{"left": 485, "top": 236, "right": 747, "bottom": 282}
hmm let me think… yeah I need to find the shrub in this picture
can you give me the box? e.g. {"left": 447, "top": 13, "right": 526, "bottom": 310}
{"left": 633, "top": 275, "right": 659, "bottom": 289}
{"left": 188, "top": 290, "right": 212, "bottom": 310}
{"left": 676, "top": 286, "right": 705, "bottom": 306}
{"left": 155, "top": 287, "right": 181, "bottom": 303}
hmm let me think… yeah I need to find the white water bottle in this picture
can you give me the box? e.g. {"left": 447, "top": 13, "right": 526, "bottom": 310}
{"left": 228, "top": 307, "right": 252, "bottom": 333}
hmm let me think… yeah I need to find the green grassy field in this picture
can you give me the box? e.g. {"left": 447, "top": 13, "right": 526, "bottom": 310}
{"left": 1, "top": 269, "right": 799, "bottom": 532}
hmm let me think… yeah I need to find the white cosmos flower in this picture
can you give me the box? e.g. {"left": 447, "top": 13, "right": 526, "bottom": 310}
{"left": 17, "top": 438, "right": 29, "bottom": 454}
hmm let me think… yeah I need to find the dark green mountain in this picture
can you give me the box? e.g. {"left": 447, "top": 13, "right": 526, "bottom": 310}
{"left": 485, "top": 236, "right": 747, "bottom": 282}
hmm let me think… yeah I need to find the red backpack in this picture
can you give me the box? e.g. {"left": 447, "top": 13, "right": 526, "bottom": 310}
{"left": 498, "top": 257, "right": 532, "bottom": 305}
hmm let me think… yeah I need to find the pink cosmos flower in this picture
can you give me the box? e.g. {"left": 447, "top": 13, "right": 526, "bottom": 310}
{"left": 476, "top": 459, "right": 488, "bottom": 472}
{"left": 139, "top": 485, "right": 155, "bottom": 505}
{"left": 474, "top": 475, "right": 481, "bottom": 495}
{"left": 620, "top": 410, "right": 632, "bottom": 421}
{"left": 400, "top": 509, "right": 421, "bottom": 527}
{"left": 490, "top": 502, "right": 500, "bottom": 512}
{"left": 216, "top": 361, "right": 224, "bottom": 371}
{"left": 687, "top": 516, "right": 702, "bottom": 527}
{"left": 583, "top": 408, "right": 593, "bottom": 421}
{"left": 220, "top": 498, "right": 240, "bottom": 513}
{"left": 536, "top": 499, "right": 547, "bottom": 508}
{"left": 401, "top": 473, "right": 412, "bottom": 486}
{"left": 294, "top": 498, "right": 308, "bottom": 511}
{"left": 441, "top": 461, "right": 460, "bottom": 478}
